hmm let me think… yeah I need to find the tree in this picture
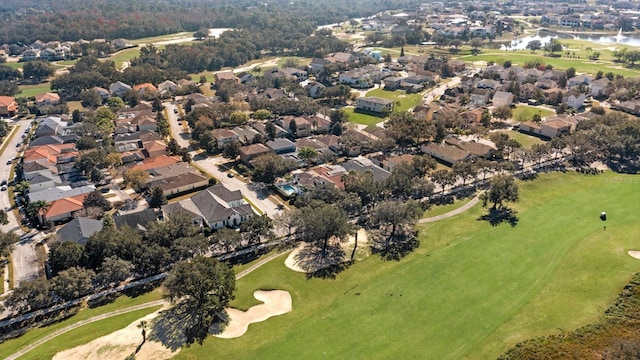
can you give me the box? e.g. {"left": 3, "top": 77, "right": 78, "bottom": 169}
{"left": 265, "top": 121, "right": 276, "bottom": 140}
{"left": 22, "top": 61, "right": 54, "bottom": 81}
{"left": 83, "top": 190, "right": 112, "bottom": 211}
{"left": 481, "top": 108, "right": 492, "bottom": 127}
{"left": 26, "top": 200, "right": 49, "bottom": 224}
{"left": 5, "top": 278, "right": 53, "bottom": 313}
{"left": 148, "top": 186, "right": 167, "bottom": 208}
{"left": 288, "top": 118, "right": 297, "bottom": 137}
{"left": 369, "top": 200, "right": 421, "bottom": 260}
{"left": 52, "top": 267, "right": 96, "bottom": 301}
{"left": 239, "top": 214, "right": 274, "bottom": 245}
{"left": 96, "top": 256, "right": 133, "bottom": 286}
{"left": 107, "top": 96, "right": 125, "bottom": 112}
{"left": 385, "top": 112, "right": 434, "bottom": 146}
{"left": 48, "top": 241, "right": 86, "bottom": 275}
{"left": 544, "top": 38, "right": 563, "bottom": 55}
{"left": 164, "top": 256, "right": 235, "bottom": 345}
{"left": 481, "top": 175, "right": 519, "bottom": 209}
{"left": 297, "top": 147, "right": 318, "bottom": 164}
{"left": 251, "top": 153, "right": 296, "bottom": 184}
{"left": 0, "top": 210, "right": 8, "bottom": 226}
{"left": 430, "top": 169, "right": 455, "bottom": 193}
{"left": 123, "top": 168, "right": 149, "bottom": 191}
{"left": 469, "top": 37, "right": 483, "bottom": 55}
{"left": 104, "top": 153, "right": 123, "bottom": 168}
{"left": 566, "top": 67, "right": 576, "bottom": 79}
{"left": 400, "top": 46, "right": 405, "bottom": 57}
{"left": 253, "top": 109, "right": 272, "bottom": 120}
{"left": 452, "top": 162, "right": 477, "bottom": 187}
{"left": 526, "top": 39, "right": 542, "bottom": 53}
{"left": 210, "top": 227, "right": 242, "bottom": 253}
{"left": 492, "top": 106, "right": 513, "bottom": 121}
{"left": 222, "top": 141, "right": 240, "bottom": 159}
{"left": 170, "top": 234, "right": 209, "bottom": 262}
{"left": 294, "top": 204, "right": 353, "bottom": 259}
{"left": 79, "top": 89, "right": 102, "bottom": 108}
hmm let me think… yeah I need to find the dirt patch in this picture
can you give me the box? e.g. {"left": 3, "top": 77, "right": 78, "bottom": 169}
{"left": 284, "top": 230, "right": 370, "bottom": 273}
{"left": 53, "top": 307, "right": 178, "bottom": 360}
{"left": 215, "top": 290, "right": 292, "bottom": 339}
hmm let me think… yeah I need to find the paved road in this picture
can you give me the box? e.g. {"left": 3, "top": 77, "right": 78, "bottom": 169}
{"left": 192, "top": 155, "right": 284, "bottom": 217}
{"left": 163, "top": 102, "right": 191, "bottom": 149}
{"left": 0, "top": 120, "right": 39, "bottom": 289}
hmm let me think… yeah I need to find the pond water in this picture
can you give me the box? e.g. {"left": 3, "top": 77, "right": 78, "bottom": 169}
{"left": 501, "top": 30, "right": 640, "bottom": 50}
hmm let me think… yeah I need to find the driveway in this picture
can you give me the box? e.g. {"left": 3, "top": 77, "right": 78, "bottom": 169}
{"left": 163, "top": 102, "right": 191, "bottom": 149}
{"left": 192, "top": 154, "right": 284, "bottom": 218}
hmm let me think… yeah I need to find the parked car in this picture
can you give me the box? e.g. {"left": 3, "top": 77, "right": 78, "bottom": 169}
{"left": 1, "top": 180, "right": 7, "bottom": 186}
{"left": 1, "top": 185, "right": 7, "bottom": 191}
{"left": 5, "top": 160, "right": 12, "bottom": 165}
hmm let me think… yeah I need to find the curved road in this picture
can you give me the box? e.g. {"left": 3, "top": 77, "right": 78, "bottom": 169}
{"left": 418, "top": 193, "right": 483, "bottom": 224}
{"left": 4, "top": 250, "right": 290, "bottom": 360}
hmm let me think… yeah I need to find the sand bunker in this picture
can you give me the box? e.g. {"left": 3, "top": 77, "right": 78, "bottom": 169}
{"left": 628, "top": 250, "right": 640, "bottom": 260}
{"left": 285, "top": 229, "right": 369, "bottom": 273}
{"left": 53, "top": 307, "right": 177, "bottom": 360}
{"left": 215, "top": 290, "right": 292, "bottom": 339}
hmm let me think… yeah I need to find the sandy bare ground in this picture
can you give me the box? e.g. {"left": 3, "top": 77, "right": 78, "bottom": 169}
{"left": 284, "top": 229, "right": 369, "bottom": 273}
{"left": 53, "top": 306, "right": 178, "bottom": 360}
{"left": 215, "top": 290, "right": 292, "bottom": 339}
{"left": 628, "top": 250, "right": 640, "bottom": 260}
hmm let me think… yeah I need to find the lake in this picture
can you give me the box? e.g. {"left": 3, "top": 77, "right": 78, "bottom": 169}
{"left": 501, "top": 30, "right": 640, "bottom": 50}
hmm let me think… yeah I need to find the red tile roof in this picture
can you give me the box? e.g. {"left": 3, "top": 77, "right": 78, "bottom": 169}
{"left": 45, "top": 194, "right": 86, "bottom": 219}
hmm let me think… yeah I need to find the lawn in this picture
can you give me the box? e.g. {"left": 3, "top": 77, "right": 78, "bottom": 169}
{"left": 512, "top": 105, "right": 555, "bottom": 122}
{"left": 0, "top": 288, "right": 164, "bottom": 359}
{"left": 344, "top": 107, "right": 385, "bottom": 126}
{"left": 422, "top": 196, "right": 473, "bottom": 218}
{"left": 365, "top": 88, "right": 423, "bottom": 113}
{"left": 495, "top": 130, "right": 545, "bottom": 149}
{"left": 173, "top": 171, "right": 640, "bottom": 360}
{"left": 108, "top": 48, "right": 141, "bottom": 69}
{"left": 460, "top": 52, "right": 640, "bottom": 78}
{"left": 17, "top": 83, "right": 52, "bottom": 98}
{"left": 16, "top": 306, "right": 162, "bottom": 360}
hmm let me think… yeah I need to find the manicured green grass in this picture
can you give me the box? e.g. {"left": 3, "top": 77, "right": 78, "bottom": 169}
{"left": 0, "top": 289, "right": 164, "bottom": 359}
{"left": 344, "top": 107, "right": 385, "bottom": 126}
{"left": 460, "top": 52, "right": 640, "bottom": 77}
{"left": 423, "top": 196, "right": 472, "bottom": 218}
{"left": 495, "top": 130, "right": 545, "bottom": 149}
{"left": 512, "top": 105, "right": 555, "bottom": 122}
{"left": 365, "top": 88, "right": 423, "bottom": 113}
{"left": 173, "top": 171, "right": 640, "bottom": 360}
{"left": 3, "top": 62, "right": 24, "bottom": 70}
{"left": 18, "top": 306, "right": 161, "bottom": 360}
{"left": 108, "top": 48, "right": 141, "bottom": 69}
{"left": 17, "top": 83, "right": 52, "bottom": 98}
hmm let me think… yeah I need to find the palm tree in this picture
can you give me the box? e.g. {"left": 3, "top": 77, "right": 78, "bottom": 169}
{"left": 14, "top": 180, "right": 30, "bottom": 196}
{"left": 26, "top": 200, "right": 49, "bottom": 225}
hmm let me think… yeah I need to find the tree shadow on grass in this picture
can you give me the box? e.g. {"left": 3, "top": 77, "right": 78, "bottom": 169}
{"left": 478, "top": 207, "right": 519, "bottom": 227}
{"left": 370, "top": 232, "right": 420, "bottom": 261}
{"left": 149, "top": 305, "right": 229, "bottom": 350}
{"left": 294, "top": 243, "right": 348, "bottom": 279}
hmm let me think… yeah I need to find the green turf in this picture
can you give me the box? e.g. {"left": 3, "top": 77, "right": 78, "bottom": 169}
{"left": 173, "top": 171, "right": 640, "bottom": 360}
{"left": 17, "top": 306, "right": 162, "bottom": 360}
{"left": 17, "top": 83, "right": 52, "bottom": 99}
{"left": 423, "top": 196, "right": 473, "bottom": 218}
{"left": 365, "top": 88, "right": 423, "bottom": 113}
{"left": 344, "top": 107, "right": 385, "bottom": 126}
{"left": 512, "top": 105, "right": 555, "bottom": 122}
{"left": 108, "top": 48, "right": 141, "bottom": 69}
{"left": 0, "top": 289, "right": 163, "bottom": 358}
{"left": 495, "top": 130, "right": 545, "bottom": 149}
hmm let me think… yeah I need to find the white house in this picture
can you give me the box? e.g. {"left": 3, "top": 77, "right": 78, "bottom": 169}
{"left": 492, "top": 91, "right": 514, "bottom": 107}
{"left": 355, "top": 97, "right": 394, "bottom": 114}
{"left": 565, "top": 91, "right": 587, "bottom": 109}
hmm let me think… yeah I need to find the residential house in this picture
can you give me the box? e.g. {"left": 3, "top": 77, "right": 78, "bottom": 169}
{"left": 519, "top": 116, "right": 582, "bottom": 138}
{"left": 28, "top": 185, "right": 95, "bottom": 204}
{"left": 445, "top": 137, "right": 494, "bottom": 158}
{"left": 251, "top": 121, "right": 288, "bottom": 139}
{"left": 309, "top": 58, "right": 330, "bottom": 74}
{"left": 237, "top": 71, "right": 254, "bottom": 84}
{"left": 355, "top": 97, "right": 394, "bottom": 114}
{"left": 56, "top": 217, "right": 103, "bottom": 245}
{"left": 447, "top": 60, "right": 466, "bottom": 74}
{"left": 519, "top": 83, "right": 538, "bottom": 101}
{"left": 614, "top": 99, "right": 640, "bottom": 115}
{"left": 38, "top": 48, "right": 57, "bottom": 61}
{"left": 560, "top": 16, "right": 580, "bottom": 27}
{"left": 157, "top": 80, "right": 178, "bottom": 95}
{"left": 492, "top": 91, "right": 514, "bottom": 107}
{"left": 568, "top": 74, "right": 592, "bottom": 88}
{"left": 162, "top": 184, "right": 254, "bottom": 230}
{"left": 143, "top": 140, "right": 168, "bottom": 158}
{"left": 306, "top": 81, "right": 326, "bottom": 99}
{"left": 42, "top": 194, "right": 87, "bottom": 224}
{"left": 266, "top": 138, "right": 297, "bottom": 154}
{"left": 214, "top": 71, "right": 239, "bottom": 84}
{"left": 304, "top": 113, "right": 331, "bottom": 133}
{"left": 470, "top": 88, "right": 491, "bottom": 106}
{"left": 277, "top": 117, "right": 312, "bottom": 137}
{"left": 339, "top": 68, "right": 373, "bottom": 89}
{"left": 113, "top": 208, "right": 158, "bottom": 232}
{"left": 21, "top": 49, "right": 40, "bottom": 62}
{"left": 420, "top": 142, "right": 473, "bottom": 165}
{"left": 383, "top": 77, "right": 403, "bottom": 90}
{"left": 477, "top": 79, "right": 501, "bottom": 90}
{"left": 34, "top": 116, "right": 68, "bottom": 138}
{"left": 146, "top": 166, "right": 209, "bottom": 197}
{"left": 23, "top": 143, "right": 77, "bottom": 165}
{"left": 564, "top": 91, "right": 587, "bottom": 109}
{"left": 133, "top": 83, "right": 158, "bottom": 94}
{"left": 0, "top": 96, "right": 17, "bottom": 117}
{"left": 209, "top": 128, "right": 238, "bottom": 149}
{"left": 92, "top": 87, "right": 111, "bottom": 101}
{"left": 326, "top": 52, "right": 357, "bottom": 64}
{"left": 131, "top": 155, "right": 182, "bottom": 172}
{"left": 590, "top": 78, "right": 614, "bottom": 97}
{"left": 26, "top": 172, "right": 59, "bottom": 192}
{"left": 278, "top": 67, "right": 308, "bottom": 82}
{"left": 112, "top": 38, "right": 133, "bottom": 49}
{"left": 34, "top": 92, "right": 61, "bottom": 107}
{"left": 460, "top": 108, "right": 484, "bottom": 126}
{"left": 231, "top": 126, "right": 261, "bottom": 145}
{"left": 239, "top": 143, "right": 272, "bottom": 164}
{"left": 110, "top": 81, "right": 132, "bottom": 97}
{"left": 540, "top": 70, "right": 566, "bottom": 82}
{"left": 341, "top": 156, "right": 391, "bottom": 182}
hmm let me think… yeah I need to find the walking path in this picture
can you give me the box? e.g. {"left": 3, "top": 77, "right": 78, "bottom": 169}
{"left": 418, "top": 193, "right": 483, "bottom": 224}
{"left": 4, "top": 249, "right": 290, "bottom": 360}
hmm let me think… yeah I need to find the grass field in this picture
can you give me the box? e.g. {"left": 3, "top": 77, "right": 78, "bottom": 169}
{"left": 16, "top": 306, "right": 162, "bottom": 360}
{"left": 17, "top": 83, "right": 52, "bottom": 98}
{"left": 172, "top": 171, "right": 640, "bottom": 360}
{"left": 344, "top": 107, "right": 385, "bottom": 126}
{"left": 495, "top": 130, "right": 545, "bottom": 149}
{"left": 366, "top": 88, "right": 423, "bottom": 113}
{"left": 108, "top": 48, "right": 141, "bottom": 69}
{"left": 512, "top": 105, "right": 555, "bottom": 122}
{"left": 423, "top": 196, "right": 473, "bottom": 218}
{"left": 0, "top": 289, "right": 164, "bottom": 359}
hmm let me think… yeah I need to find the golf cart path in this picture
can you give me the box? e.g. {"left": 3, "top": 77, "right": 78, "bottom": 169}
{"left": 418, "top": 194, "right": 482, "bottom": 224}
{"left": 4, "top": 250, "right": 289, "bottom": 360}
